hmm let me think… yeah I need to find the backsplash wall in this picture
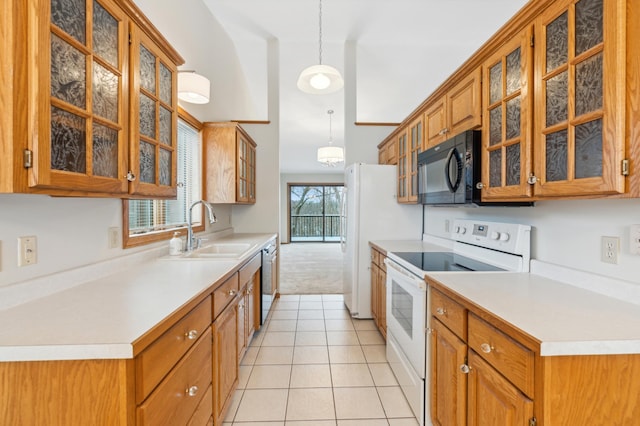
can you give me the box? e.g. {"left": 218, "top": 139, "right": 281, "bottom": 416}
{"left": 0, "top": 194, "right": 233, "bottom": 287}
{"left": 423, "top": 197, "right": 640, "bottom": 284}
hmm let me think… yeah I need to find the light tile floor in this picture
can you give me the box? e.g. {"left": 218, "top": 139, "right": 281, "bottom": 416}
{"left": 223, "top": 294, "right": 419, "bottom": 426}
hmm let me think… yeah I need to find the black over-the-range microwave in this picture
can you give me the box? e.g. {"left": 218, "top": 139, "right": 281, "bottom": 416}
{"left": 417, "top": 130, "right": 533, "bottom": 206}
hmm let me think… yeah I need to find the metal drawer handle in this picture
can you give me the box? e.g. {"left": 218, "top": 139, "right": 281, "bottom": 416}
{"left": 228, "top": 290, "right": 236, "bottom": 296}
{"left": 480, "top": 343, "right": 494, "bottom": 354}
{"left": 436, "top": 307, "right": 446, "bottom": 316}
{"left": 186, "top": 385, "right": 199, "bottom": 397}
{"left": 185, "top": 330, "right": 198, "bottom": 340}
{"left": 460, "top": 364, "right": 471, "bottom": 374}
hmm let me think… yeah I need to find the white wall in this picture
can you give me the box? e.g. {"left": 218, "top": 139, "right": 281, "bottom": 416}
{"left": 279, "top": 173, "right": 344, "bottom": 243}
{"left": 423, "top": 198, "right": 640, "bottom": 285}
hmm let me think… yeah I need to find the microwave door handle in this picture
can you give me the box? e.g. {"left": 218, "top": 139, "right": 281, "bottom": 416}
{"left": 445, "top": 148, "right": 463, "bottom": 193}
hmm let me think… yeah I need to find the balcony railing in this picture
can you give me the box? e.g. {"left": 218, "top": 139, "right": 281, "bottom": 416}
{"left": 291, "top": 214, "right": 340, "bottom": 241}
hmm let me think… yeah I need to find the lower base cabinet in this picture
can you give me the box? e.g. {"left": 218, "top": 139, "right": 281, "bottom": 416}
{"left": 369, "top": 246, "right": 387, "bottom": 339}
{"left": 212, "top": 295, "right": 239, "bottom": 425}
{"left": 430, "top": 286, "right": 640, "bottom": 426}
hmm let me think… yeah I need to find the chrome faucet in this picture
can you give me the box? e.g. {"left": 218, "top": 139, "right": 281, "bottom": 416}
{"left": 186, "top": 200, "right": 217, "bottom": 252}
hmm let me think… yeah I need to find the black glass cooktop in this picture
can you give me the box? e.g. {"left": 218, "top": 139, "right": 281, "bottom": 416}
{"left": 393, "top": 251, "right": 505, "bottom": 272}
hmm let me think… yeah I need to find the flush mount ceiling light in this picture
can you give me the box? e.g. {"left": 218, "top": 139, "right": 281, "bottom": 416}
{"left": 317, "top": 109, "right": 344, "bottom": 167}
{"left": 297, "top": 0, "right": 344, "bottom": 94}
{"left": 177, "top": 70, "right": 210, "bottom": 104}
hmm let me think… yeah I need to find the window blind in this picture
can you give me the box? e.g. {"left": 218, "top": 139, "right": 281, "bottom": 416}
{"left": 128, "top": 119, "right": 202, "bottom": 235}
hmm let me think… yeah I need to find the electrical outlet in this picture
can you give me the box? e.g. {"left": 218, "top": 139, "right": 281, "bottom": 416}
{"left": 445, "top": 219, "right": 450, "bottom": 233}
{"left": 108, "top": 227, "right": 120, "bottom": 249}
{"left": 630, "top": 224, "right": 640, "bottom": 255}
{"left": 18, "top": 236, "right": 37, "bottom": 266}
{"left": 601, "top": 236, "right": 619, "bottom": 264}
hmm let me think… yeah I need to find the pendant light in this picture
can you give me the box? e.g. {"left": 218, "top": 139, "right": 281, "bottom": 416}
{"left": 177, "top": 70, "right": 211, "bottom": 104}
{"left": 297, "top": 0, "right": 344, "bottom": 94}
{"left": 317, "top": 109, "right": 344, "bottom": 166}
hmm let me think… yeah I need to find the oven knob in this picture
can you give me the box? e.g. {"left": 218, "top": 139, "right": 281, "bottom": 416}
{"left": 490, "top": 231, "right": 500, "bottom": 240}
{"left": 499, "top": 232, "right": 510, "bottom": 242}
{"left": 457, "top": 227, "right": 466, "bottom": 235}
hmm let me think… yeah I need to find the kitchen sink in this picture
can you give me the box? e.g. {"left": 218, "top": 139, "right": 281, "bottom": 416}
{"left": 180, "top": 242, "right": 257, "bottom": 259}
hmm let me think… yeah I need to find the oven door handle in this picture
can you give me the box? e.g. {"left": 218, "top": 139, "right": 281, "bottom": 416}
{"left": 385, "top": 259, "right": 427, "bottom": 291}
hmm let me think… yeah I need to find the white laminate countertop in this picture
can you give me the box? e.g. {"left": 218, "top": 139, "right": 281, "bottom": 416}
{"left": 372, "top": 239, "right": 640, "bottom": 357}
{"left": 0, "top": 233, "right": 276, "bottom": 362}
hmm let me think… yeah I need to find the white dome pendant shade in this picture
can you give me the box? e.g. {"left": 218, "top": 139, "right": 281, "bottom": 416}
{"left": 317, "top": 109, "right": 344, "bottom": 167}
{"left": 177, "top": 71, "right": 210, "bottom": 104}
{"left": 297, "top": 0, "right": 344, "bottom": 95}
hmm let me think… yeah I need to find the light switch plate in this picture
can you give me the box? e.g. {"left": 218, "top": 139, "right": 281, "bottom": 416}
{"left": 630, "top": 224, "right": 640, "bottom": 255}
{"left": 18, "top": 236, "right": 37, "bottom": 266}
{"left": 108, "top": 227, "right": 120, "bottom": 249}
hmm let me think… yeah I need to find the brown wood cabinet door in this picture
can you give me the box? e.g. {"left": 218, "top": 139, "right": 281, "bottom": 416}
{"left": 212, "top": 298, "right": 239, "bottom": 424}
{"left": 481, "top": 26, "right": 534, "bottom": 201}
{"left": 396, "top": 130, "right": 409, "bottom": 202}
{"left": 236, "top": 291, "right": 247, "bottom": 362}
{"left": 30, "top": 0, "right": 130, "bottom": 194}
{"left": 424, "top": 96, "right": 448, "bottom": 150}
{"left": 431, "top": 319, "right": 467, "bottom": 426}
{"left": 378, "top": 266, "right": 387, "bottom": 339}
{"left": 467, "top": 351, "right": 533, "bottom": 426}
{"left": 448, "top": 67, "right": 482, "bottom": 137}
{"left": 370, "top": 261, "right": 379, "bottom": 323}
{"left": 533, "top": 0, "right": 625, "bottom": 197}
{"left": 408, "top": 116, "right": 422, "bottom": 203}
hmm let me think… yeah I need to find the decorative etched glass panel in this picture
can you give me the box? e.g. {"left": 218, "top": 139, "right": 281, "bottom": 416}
{"left": 51, "top": 106, "right": 86, "bottom": 173}
{"left": 546, "top": 130, "right": 568, "bottom": 181}
{"left": 140, "top": 141, "right": 156, "bottom": 183}
{"left": 139, "top": 45, "right": 156, "bottom": 94}
{"left": 506, "top": 143, "right": 521, "bottom": 186}
{"left": 51, "top": 0, "right": 86, "bottom": 44}
{"left": 139, "top": 93, "right": 156, "bottom": 138}
{"left": 575, "top": 119, "right": 603, "bottom": 179}
{"left": 159, "top": 107, "right": 171, "bottom": 145}
{"left": 159, "top": 148, "right": 171, "bottom": 186}
{"left": 490, "top": 106, "right": 502, "bottom": 146}
{"left": 93, "top": 0, "right": 118, "bottom": 68}
{"left": 575, "top": 53, "right": 603, "bottom": 116}
{"left": 490, "top": 150, "right": 502, "bottom": 187}
{"left": 506, "top": 48, "right": 521, "bottom": 96}
{"left": 51, "top": 34, "right": 86, "bottom": 109}
{"left": 92, "top": 123, "right": 118, "bottom": 178}
{"left": 546, "top": 71, "right": 568, "bottom": 126}
{"left": 159, "top": 63, "right": 172, "bottom": 105}
{"left": 489, "top": 62, "right": 502, "bottom": 104}
{"left": 576, "top": 0, "right": 603, "bottom": 55}
{"left": 506, "top": 97, "right": 521, "bottom": 140}
{"left": 93, "top": 61, "right": 118, "bottom": 122}
{"left": 546, "top": 11, "right": 568, "bottom": 73}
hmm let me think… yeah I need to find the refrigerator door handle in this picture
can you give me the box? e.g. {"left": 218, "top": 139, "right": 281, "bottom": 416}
{"left": 340, "top": 187, "right": 347, "bottom": 253}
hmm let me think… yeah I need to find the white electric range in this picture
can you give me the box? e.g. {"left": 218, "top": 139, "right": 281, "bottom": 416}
{"left": 383, "top": 219, "right": 531, "bottom": 426}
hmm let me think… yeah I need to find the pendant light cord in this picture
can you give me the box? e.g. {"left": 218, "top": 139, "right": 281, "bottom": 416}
{"left": 328, "top": 109, "right": 333, "bottom": 144}
{"left": 318, "top": 0, "right": 323, "bottom": 65}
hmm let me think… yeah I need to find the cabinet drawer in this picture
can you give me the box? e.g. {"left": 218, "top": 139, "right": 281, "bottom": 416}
{"left": 187, "top": 384, "right": 213, "bottom": 426}
{"left": 239, "top": 252, "right": 261, "bottom": 284}
{"left": 214, "top": 273, "right": 240, "bottom": 318}
{"left": 137, "top": 328, "right": 213, "bottom": 426}
{"left": 431, "top": 289, "right": 466, "bottom": 340}
{"left": 136, "top": 296, "right": 212, "bottom": 403}
{"left": 468, "top": 314, "right": 534, "bottom": 397}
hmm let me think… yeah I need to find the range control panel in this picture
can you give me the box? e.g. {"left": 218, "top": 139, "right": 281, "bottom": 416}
{"left": 452, "top": 219, "right": 531, "bottom": 256}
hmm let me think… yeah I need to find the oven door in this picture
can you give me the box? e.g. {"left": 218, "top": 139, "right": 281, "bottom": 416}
{"left": 385, "top": 259, "right": 428, "bottom": 378}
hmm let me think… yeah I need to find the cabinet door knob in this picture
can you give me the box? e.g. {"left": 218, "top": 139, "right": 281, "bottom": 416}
{"left": 186, "top": 386, "right": 199, "bottom": 397}
{"left": 480, "top": 343, "right": 494, "bottom": 354}
{"left": 475, "top": 182, "right": 484, "bottom": 189}
{"left": 185, "top": 330, "right": 198, "bottom": 340}
{"left": 527, "top": 174, "right": 538, "bottom": 185}
{"left": 459, "top": 364, "right": 471, "bottom": 374}
{"left": 126, "top": 171, "right": 136, "bottom": 182}
{"left": 436, "top": 307, "right": 446, "bottom": 315}
{"left": 228, "top": 290, "right": 236, "bottom": 296}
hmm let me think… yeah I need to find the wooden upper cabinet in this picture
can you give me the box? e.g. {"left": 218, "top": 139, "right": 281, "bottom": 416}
{"left": 1, "top": 0, "right": 183, "bottom": 198}
{"left": 533, "top": 0, "right": 626, "bottom": 197}
{"left": 424, "top": 68, "right": 482, "bottom": 151}
{"left": 378, "top": 138, "right": 398, "bottom": 165}
{"left": 203, "top": 122, "right": 257, "bottom": 204}
{"left": 128, "top": 24, "right": 179, "bottom": 198}
{"left": 408, "top": 115, "right": 422, "bottom": 202}
{"left": 396, "top": 129, "right": 410, "bottom": 203}
{"left": 480, "top": 26, "right": 534, "bottom": 201}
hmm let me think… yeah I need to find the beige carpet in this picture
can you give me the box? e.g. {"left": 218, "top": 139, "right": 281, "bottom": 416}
{"left": 279, "top": 243, "right": 344, "bottom": 294}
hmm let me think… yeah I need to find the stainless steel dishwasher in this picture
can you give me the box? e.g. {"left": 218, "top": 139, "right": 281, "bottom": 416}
{"left": 260, "top": 241, "right": 277, "bottom": 324}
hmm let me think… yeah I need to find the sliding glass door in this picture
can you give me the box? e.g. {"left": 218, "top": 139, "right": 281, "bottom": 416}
{"left": 289, "top": 184, "right": 344, "bottom": 242}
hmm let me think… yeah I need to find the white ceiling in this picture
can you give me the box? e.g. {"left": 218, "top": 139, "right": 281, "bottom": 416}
{"left": 201, "top": 0, "right": 529, "bottom": 174}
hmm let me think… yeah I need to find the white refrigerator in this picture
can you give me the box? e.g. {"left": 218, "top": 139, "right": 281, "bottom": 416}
{"left": 341, "top": 163, "right": 423, "bottom": 318}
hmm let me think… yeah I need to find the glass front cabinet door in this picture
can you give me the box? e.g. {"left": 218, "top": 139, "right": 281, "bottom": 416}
{"left": 533, "top": 0, "right": 625, "bottom": 197}
{"left": 31, "top": 0, "right": 129, "bottom": 194}
{"left": 481, "top": 27, "right": 534, "bottom": 201}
